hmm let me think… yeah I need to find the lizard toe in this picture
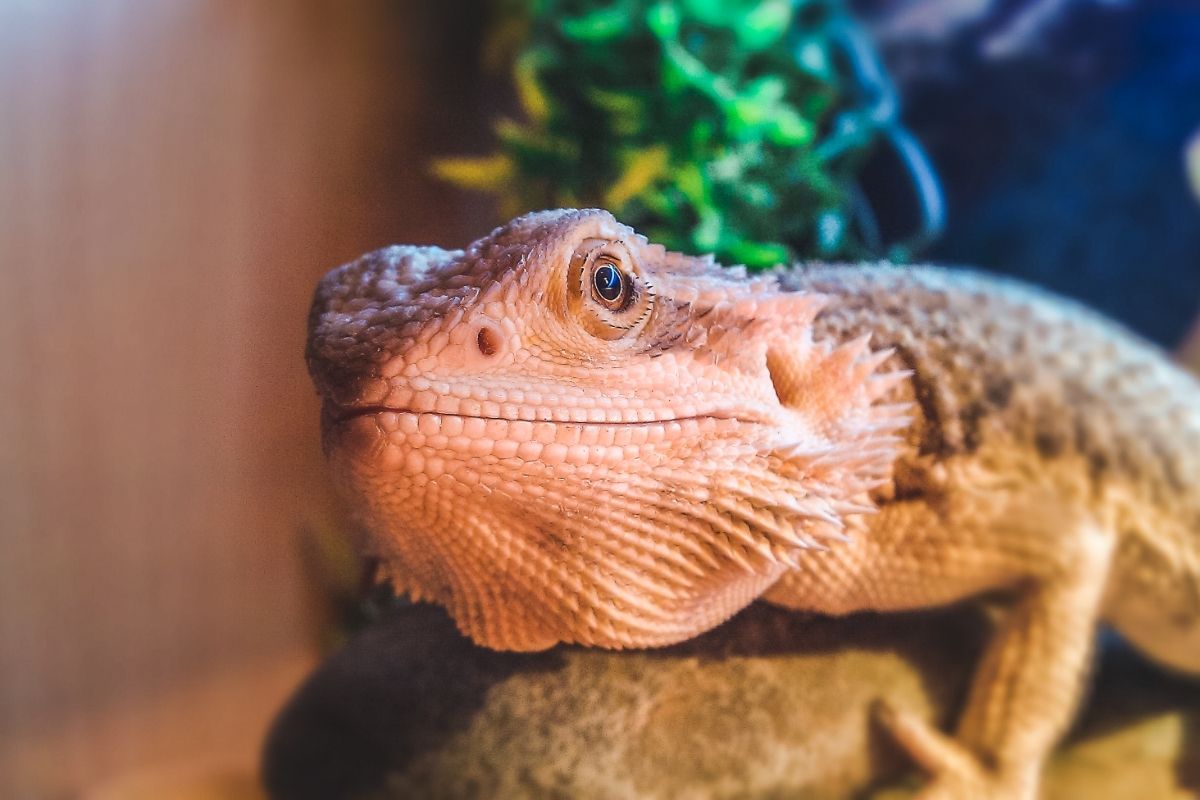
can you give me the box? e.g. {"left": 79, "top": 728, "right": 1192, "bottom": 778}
{"left": 874, "top": 700, "right": 1037, "bottom": 800}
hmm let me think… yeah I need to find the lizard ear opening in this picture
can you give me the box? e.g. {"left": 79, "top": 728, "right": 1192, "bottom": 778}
{"left": 567, "top": 238, "right": 654, "bottom": 340}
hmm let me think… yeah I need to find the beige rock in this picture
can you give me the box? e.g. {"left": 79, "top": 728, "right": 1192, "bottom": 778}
{"left": 263, "top": 603, "right": 1198, "bottom": 799}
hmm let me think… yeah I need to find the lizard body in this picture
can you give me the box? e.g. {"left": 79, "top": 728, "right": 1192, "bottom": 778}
{"left": 306, "top": 209, "right": 1200, "bottom": 798}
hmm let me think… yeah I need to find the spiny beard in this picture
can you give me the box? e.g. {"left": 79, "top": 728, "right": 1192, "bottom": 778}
{"left": 371, "top": 422, "right": 891, "bottom": 651}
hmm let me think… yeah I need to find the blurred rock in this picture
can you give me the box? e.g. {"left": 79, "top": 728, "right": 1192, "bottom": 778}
{"left": 263, "top": 602, "right": 1199, "bottom": 799}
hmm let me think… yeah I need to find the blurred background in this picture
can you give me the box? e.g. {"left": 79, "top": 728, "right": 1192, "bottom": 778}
{"left": 0, "top": 1, "right": 1196, "bottom": 797}
{"left": 0, "top": 3, "right": 494, "bottom": 796}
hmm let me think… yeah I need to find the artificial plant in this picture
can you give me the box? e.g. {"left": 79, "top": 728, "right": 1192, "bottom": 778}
{"left": 438, "top": 0, "right": 934, "bottom": 267}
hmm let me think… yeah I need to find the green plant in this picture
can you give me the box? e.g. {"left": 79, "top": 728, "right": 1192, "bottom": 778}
{"left": 439, "top": 0, "right": 911, "bottom": 267}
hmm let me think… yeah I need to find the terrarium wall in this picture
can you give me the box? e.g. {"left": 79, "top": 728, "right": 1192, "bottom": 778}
{"left": 0, "top": 1, "right": 492, "bottom": 795}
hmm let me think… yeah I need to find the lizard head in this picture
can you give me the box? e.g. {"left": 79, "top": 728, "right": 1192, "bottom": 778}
{"left": 307, "top": 209, "right": 907, "bottom": 651}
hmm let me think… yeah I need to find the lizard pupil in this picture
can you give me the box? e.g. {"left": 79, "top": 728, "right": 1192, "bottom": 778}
{"left": 593, "top": 263, "right": 624, "bottom": 304}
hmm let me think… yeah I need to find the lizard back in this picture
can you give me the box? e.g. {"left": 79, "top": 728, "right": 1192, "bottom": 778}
{"left": 785, "top": 263, "right": 1200, "bottom": 670}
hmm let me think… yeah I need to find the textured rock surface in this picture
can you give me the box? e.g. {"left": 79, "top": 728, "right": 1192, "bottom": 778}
{"left": 263, "top": 603, "right": 1199, "bottom": 799}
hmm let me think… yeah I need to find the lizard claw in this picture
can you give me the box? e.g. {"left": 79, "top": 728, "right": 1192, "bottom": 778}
{"left": 873, "top": 700, "right": 1038, "bottom": 800}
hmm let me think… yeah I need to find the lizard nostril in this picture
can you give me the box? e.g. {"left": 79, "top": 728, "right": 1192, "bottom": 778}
{"left": 476, "top": 326, "right": 500, "bottom": 358}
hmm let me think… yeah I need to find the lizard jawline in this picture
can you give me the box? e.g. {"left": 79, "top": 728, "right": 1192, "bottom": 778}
{"left": 328, "top": 404, "right": 761, "bottom": 429}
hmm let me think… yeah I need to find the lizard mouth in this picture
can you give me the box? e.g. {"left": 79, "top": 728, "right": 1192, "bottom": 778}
{"left": 328, "top": 404, "right": 758, "bottom": 428}
{"left": 324, "top": 403, "right": 766, "bottom": 468}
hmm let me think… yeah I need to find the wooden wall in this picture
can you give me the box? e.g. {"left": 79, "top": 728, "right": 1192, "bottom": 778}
{"left": 0, "top": 1, "right": 491, "bottom": 795}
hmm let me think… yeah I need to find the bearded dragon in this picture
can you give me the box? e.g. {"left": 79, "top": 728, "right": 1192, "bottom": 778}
{"left": 306, "top": 209, "right": 1200, "bottom": 799}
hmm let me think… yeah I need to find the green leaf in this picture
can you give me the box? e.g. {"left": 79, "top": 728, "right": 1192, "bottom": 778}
{"left": 725, "top": 238, "right": 791, "bottom": 267}
{"left": 645, "top": 2, "right": 680, "bottom": 38}
{"left": 766, "top": 107, "right": 814, "bottom": 146}
{"left": 794, "top": 38, "right": 833, "bottom": 80}
{"left": 816, "top": 209, "right": 845, "bottom": 254}
{"left": 692, "top": 209, "right": 723, "bottom": 250}
{"left": 434, "top": 0, "right": 905, "bottom": 267}
{"left": 737, "top": 0, "right": 794, "bottom": 50}
{"left": 561, "top": 6, "right": 633, "bottom": 42}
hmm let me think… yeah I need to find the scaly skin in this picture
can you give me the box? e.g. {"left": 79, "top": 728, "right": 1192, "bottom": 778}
{"left": 307, "top": 209, "right": 1200, "bottom": 799}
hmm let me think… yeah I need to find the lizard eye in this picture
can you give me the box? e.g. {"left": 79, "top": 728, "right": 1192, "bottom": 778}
{"left": 568, "top": 239, "right": 653, "bottom": 340}
{"left": 591, "top": 259, "right": 629, "bottom": 309}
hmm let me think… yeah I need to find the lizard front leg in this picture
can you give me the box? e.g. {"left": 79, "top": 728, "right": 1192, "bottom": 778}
{"left": 766, "top": 495, "right": 1118, "bottom": 799}
{"left": 878, "top": 531, "right": 1114, "bottom": 799}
